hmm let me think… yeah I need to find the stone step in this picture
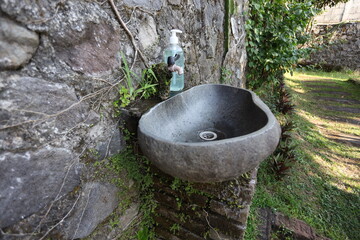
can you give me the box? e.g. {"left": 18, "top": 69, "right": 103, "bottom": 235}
{"left": 257, "top": 208, "right": 331, "bottom": 240}
{"left": 314, "top": 96, "right": 360, "bottom": 105}
{"left": 322, "top": 105, "right": 360, "bottom": 114}
{"left": 305, "top": 84, "right": 340, "bottom": 89}
{"left": 310, "top": 90, "right": 351, "bottom": 96}
{"left": 303, "top": 80, "right": 338, "bottom": 85}
{"left": 326, "top": 132, "right": 360, "bottom": 147}
{"left": 323, "top": 116, "right": 360, "bottom": 126}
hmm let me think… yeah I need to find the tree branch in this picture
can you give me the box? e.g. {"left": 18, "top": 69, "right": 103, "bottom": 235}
{"left": 108, "top": 0, "right": 149, "bottom": 68}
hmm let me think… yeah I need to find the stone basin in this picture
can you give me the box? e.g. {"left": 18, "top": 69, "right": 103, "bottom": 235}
{"left": 138, "top": 84, "right": 281, "bottom": 182}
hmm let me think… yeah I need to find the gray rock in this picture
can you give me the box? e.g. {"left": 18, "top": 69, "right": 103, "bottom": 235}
{"left": 0, "top": 16, "right": 39, "bottom": 70}
{"left": 0, "top": 0, "right": 249, "bottom": 237}
{"left": 168, "top": 0, "right": 181, "bottom": 6}
{"left": 222, "top": 0, "right": 248, "bottom": 88}
{"left": 1, "top": 0, "right": 122, "bottom": 76}
{"left": 63, "top": 182, "right": 119, "bottom": 239}
{"left": 0, "top": 0, "right": 56, "bottom": 27}
{"left": 54, "top": 22, "right": 121, "bottom": 75}
{"left": 138, "top": 15, "right": 158, "bottom": 50}
{"left": 123, "top": 0, "right": 164, "bottom": 11}
{"left": 117, "top": 203, "right": 139, "bottom": 230}
{"left": 203, "top": 1, "right": 224, "bottom": 58}
{"left": 0, "top": 147, "right": 81, "bottom": 228}
{"left": 0, "top": 75, "right": 89, "bottom": 151}
{"left": 95, "top": 126, "right": 123, "bottom": 160}
{"left": 45, "top": 1, "right": 122, "bottom": 75}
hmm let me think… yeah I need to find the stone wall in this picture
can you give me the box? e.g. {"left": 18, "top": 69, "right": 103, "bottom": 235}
{"left": 0, "top": 0, "right": 248, "bottom": 239}
{"left": 314, "top": 0, "right": 360, "bottom": 24}
{"left": 306, "top": 22, "right": 360, "bottom": 71}
{"left": 153, "top": 167, "right": 258, "bottom": 240}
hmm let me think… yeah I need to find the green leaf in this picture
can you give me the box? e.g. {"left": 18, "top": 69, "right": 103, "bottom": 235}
{"left": 245, "top": 0, "right": 316, "bottom": 89}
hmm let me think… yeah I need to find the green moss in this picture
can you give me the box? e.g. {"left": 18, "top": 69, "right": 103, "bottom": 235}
{"left": 170, "top": 223, "right": 180, "bottom": 234}
{"left": 220, "top": 67, "right": 233, "bottom": 84}
{"left": 146, "top": 63, "right": 172, "bottom": 100}
{"left": 170, "top": 177, "right": 210, "bottom": 197}
{"left": 87, "top": 129, "right": 156, "bottom": 239}
{"left": 224, "top": 0, "right": 236, "bottom": 54}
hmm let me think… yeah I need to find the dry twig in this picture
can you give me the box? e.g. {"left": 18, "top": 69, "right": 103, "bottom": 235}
{"left": 32, "top": 146, "right": 88, "bottom": 236}
{"left": 203, "top": 210, "right": 223, "bottom": 240}
{"left": 0, "top": 228, "right": 34, "bottom": 237}
{"left": 38, "top": 193, "right": 81, "bottom": 240}
{"left": 29, "top": 6, "right": 60, "bottom": 24}
{"left": 0, "top": 77, "right": 124, "bottom": 130}
{"left": 108, "top": 0, "right": 149, "bottom": 69}
{"left": 72, "top": 187, "right": 93, "bottom": 239}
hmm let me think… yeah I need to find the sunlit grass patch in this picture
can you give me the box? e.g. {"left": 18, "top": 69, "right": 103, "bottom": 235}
{"left": 290, "top": 69, "right": 360, "bottom": 81}
{"left": 246, "top": 70, "right": 360, "bottom": 240}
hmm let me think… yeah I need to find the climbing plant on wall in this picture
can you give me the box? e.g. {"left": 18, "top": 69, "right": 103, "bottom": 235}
{"left": 245, "top": 0, "right": 318, "bottom": 89}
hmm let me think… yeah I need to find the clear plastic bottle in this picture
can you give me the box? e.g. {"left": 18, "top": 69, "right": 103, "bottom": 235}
{"left": 163, "top": 29, "right": 185, "bottom": 92}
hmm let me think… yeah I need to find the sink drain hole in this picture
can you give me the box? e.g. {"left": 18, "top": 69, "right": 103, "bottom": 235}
{"left": 199, "top": 131, "right": 218, "bottom": 141}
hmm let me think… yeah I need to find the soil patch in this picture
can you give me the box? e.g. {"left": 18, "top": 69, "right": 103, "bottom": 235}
{"left": 310, "top": 90, "right": 351, "bottom": 96}
{"left": 343, "top": 158, "right": 360, "bottom": 167}
{"left": 304, "top": 80, "right": 338, "bottom": 85}
{"left": 322, "top": 105, "right": 360, "bottom": 114}
{"left": 323, "top": 116, "right": 360, "bottom": 126}
{"left": 314, "top": 96, "right": 360, "bottom": 105}
{"left": 305, "top": 84, "right": 339, "bottom": 89}
{"left": 326, "top": 132, "right": 360, "bottom": 147}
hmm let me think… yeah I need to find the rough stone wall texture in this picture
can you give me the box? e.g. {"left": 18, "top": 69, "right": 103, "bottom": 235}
{"left": 153, "top": 167, "right": 258, "bottom": 240}
{"left": 257, "top": 208, "right": 331, "bottom": 240}
{"left": 0, "top": 0, "right": 248, "bottom": 239}
{"left": 314, "top": 0, "right": 360, "bottom": 24}
{"left": 307, "top": 22, "right": 360, "bottom": 71}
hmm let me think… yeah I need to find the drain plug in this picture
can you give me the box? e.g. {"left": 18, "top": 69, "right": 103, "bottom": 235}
{"left": 199, "top": 131, "right": 218, "bottom": 141}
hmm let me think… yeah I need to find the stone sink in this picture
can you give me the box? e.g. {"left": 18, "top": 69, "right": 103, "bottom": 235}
{"left": 138, "top": 84, "right": 281, "bottom": 182}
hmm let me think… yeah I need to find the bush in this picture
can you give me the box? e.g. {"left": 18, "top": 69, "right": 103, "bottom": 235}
{"left": 245, "top": 0, "right": 318, "bottom": 89}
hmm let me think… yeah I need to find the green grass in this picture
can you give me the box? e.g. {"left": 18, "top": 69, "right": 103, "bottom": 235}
{"left": 286, "top": 71, "right": 360, "bottom": 137}
{"left": 295, "top": 68, "right": 360, "bottom": 80}
{"left": 245, "top": 70, "right": 360, "bottom": 240}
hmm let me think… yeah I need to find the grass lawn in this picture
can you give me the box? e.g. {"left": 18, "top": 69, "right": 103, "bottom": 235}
{"left": 245, "top": 70, "right": 360, "bottom": 240}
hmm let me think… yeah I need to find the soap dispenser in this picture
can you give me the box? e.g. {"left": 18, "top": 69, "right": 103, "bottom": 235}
{"left": 163, "top": 29, "right": 185, "bottom": 92}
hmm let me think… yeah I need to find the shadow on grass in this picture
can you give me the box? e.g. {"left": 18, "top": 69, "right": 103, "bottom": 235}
{"left": 249, "top": 72, "right": 360, "bottom": 240}
{"left": 288, "top": 74, "right": 359, "bottom": 239}
{"left": 252, "top": 113, "right": 360, "bottom": 240}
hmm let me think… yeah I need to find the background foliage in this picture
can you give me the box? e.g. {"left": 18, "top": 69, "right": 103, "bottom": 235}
{"left": 245, "top": 0, "right": 319, "bottom": 89}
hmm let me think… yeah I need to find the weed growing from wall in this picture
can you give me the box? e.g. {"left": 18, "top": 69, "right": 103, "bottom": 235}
{"left": 113, "top": 53, "right": 157, "bottom": 108}
{"left": 220, "top": 67, "right": 233, "bottom": 84}
{"left": 113, "top": 54, "right": 171, "bottom": 111}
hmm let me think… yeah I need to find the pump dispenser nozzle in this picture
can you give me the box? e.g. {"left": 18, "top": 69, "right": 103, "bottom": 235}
{"left": 170, "top": 29, "right": 182, "bottom": 45}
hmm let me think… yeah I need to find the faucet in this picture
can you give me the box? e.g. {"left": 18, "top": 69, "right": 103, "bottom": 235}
{"left": 167, "top": 54, "right": 183, "bottom": 75}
